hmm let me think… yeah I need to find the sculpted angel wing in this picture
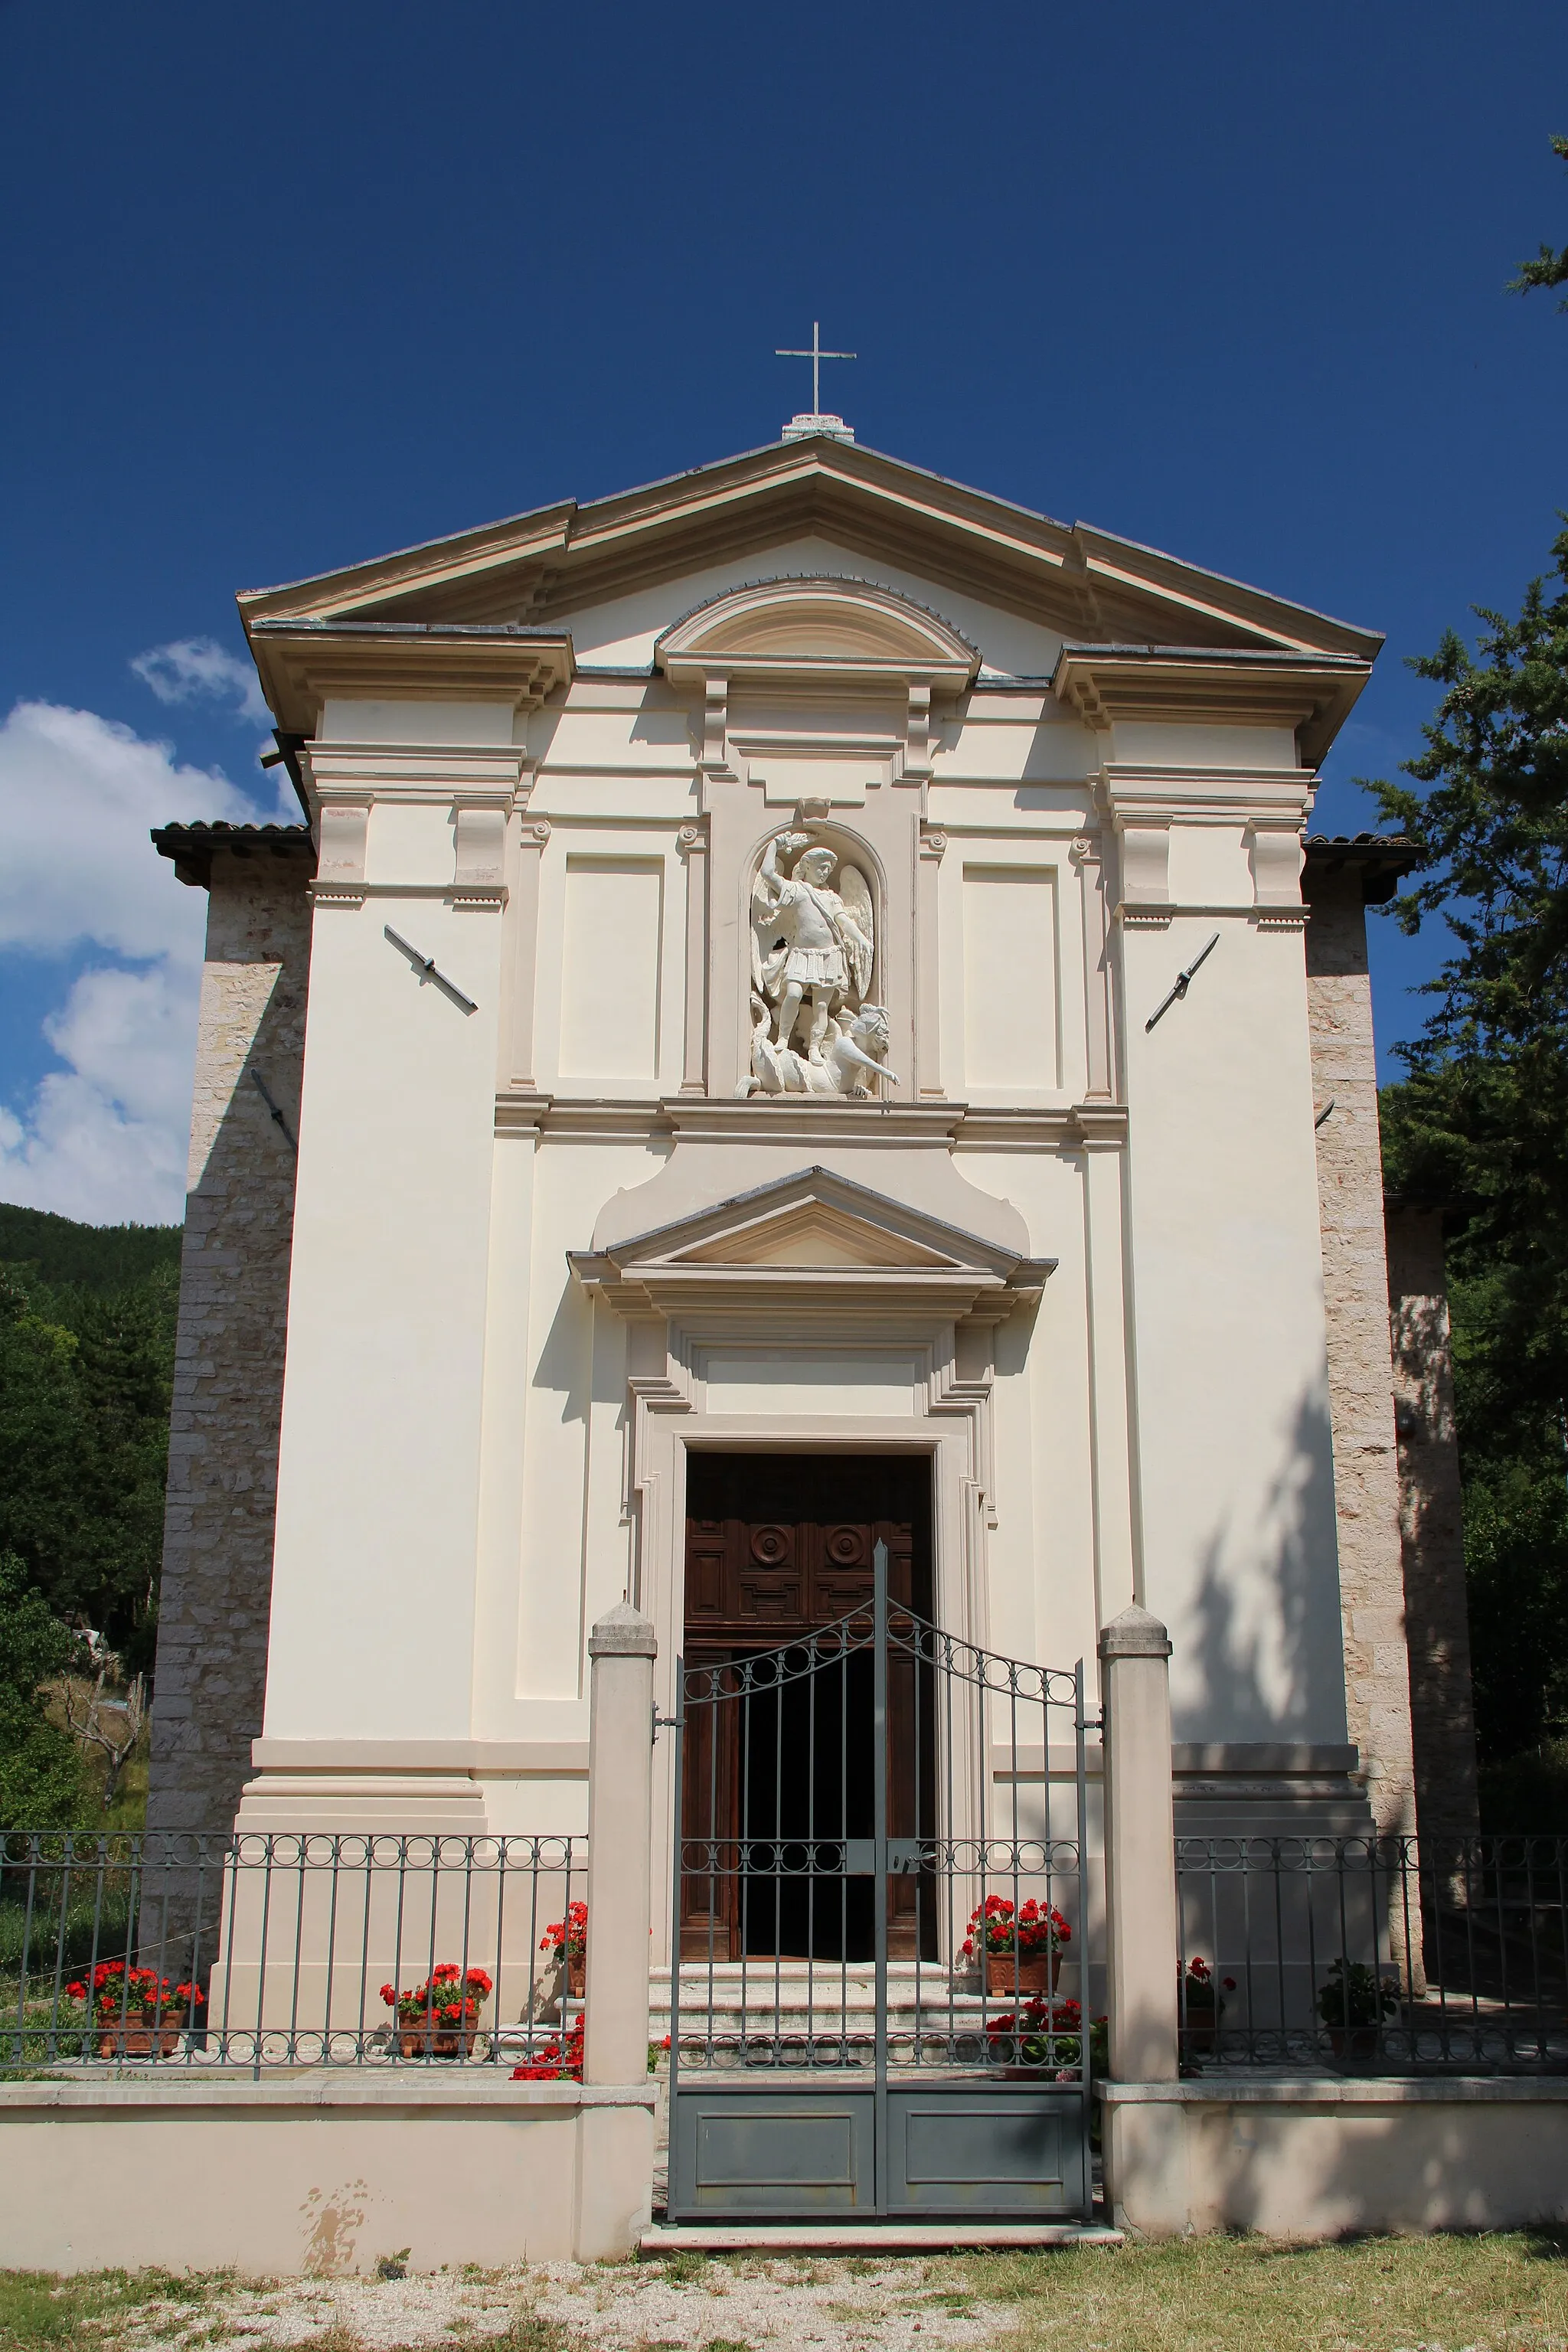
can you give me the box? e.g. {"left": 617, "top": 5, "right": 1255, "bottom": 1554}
{"left": 837, "top": 864, "right": 874, "bottom": 1003}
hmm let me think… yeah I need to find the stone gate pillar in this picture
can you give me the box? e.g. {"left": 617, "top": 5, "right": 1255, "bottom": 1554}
{"left": 574, "top": 1602, "right": 658, "bottom": 2258}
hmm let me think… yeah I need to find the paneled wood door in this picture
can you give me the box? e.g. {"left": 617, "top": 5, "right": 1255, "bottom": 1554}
{"left": 681, "top": 1453, "right": 933, "bottom": 1962}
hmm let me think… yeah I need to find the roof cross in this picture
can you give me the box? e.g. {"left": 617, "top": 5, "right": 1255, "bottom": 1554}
{"left": 775, "top": 322, "right": 856, "bottom": 418}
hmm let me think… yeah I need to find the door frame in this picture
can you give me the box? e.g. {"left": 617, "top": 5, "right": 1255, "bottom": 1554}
{"left": 628, "top": 1321, "right": 1001, "bottom": 1968}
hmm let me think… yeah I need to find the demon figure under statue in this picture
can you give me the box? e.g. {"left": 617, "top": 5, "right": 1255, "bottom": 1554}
{"left": 740, "top": 830, "right": 899, "bottom": 1097}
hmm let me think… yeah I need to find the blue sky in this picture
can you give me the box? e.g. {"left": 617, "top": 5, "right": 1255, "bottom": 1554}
{"left": 1, "top": 0, "right": 1563, "bottom": 1219}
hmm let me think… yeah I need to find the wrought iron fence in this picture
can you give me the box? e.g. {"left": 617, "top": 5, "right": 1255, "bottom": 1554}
{"left": 1177, "top": 1835, "right": 1568, "bottom": 2073}
{"left": 1, "top": 1831, "right": 583, "bottom": 2069}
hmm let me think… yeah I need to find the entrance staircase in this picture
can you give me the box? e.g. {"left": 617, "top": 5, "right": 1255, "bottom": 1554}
{"left": 651, "top": 1961, "right": 999, "bottom": 2061}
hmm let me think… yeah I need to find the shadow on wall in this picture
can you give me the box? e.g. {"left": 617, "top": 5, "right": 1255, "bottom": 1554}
{"left": 531, "top": 1274, "right": 592, "bottom": 1428}
{"left": 1174, "top": 1383, "right": 1348, "bottom": 1746}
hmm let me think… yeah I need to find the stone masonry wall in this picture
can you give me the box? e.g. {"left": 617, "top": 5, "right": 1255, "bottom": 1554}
{"left": 1305, "top": 878, "right": 1418, "bottom": 1834}
{"left": 1386, "top": 1204, "right": 1479, "bottom": 1830}
{"left": 145, "top": 848, "right": 312, "bottom": 1837}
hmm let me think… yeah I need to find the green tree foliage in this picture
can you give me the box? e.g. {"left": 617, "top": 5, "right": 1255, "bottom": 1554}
{"left": 0, "top": 1214, "right": 181, "bottom": 1678}
{"left": 0, "top": 1551, "right": 86, "bottom": 1831}
{"left": 1509, "top": 132, "right": 1568, "bottom": 309}
{"left": 1367, "top": 530, "right": 1568, "bottom": 1766}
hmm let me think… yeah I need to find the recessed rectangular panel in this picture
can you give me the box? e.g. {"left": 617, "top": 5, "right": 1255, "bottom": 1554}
{"left": 887, "top": 2089, "right": 1086, "bottom": 2214}
{"left": 671, "top": 2092, "right": 873, "bottom": 2215}
{"left": 962, "top": 864, "right": 1059, "bottom": 1093}
{"left": 559, "top": 855, "right": 663, "bottom": 1083}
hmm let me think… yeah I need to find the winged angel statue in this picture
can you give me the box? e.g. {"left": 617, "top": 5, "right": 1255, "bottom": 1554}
{"left": 740, "top": 831, "right": 900, "bottom": 1096}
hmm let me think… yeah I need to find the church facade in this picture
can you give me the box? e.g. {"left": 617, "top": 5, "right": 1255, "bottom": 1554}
{"left": 145, "top": 423, "right": 1478, "bottom": 1919}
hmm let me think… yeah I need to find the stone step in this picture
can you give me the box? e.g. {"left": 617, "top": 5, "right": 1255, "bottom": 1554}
{"left": 641, "top": 2221, "right": 1120, "bottom": 2253}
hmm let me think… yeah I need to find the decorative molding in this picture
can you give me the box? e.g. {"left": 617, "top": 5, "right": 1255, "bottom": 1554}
{"left": 307, "top": 879, "right": 508, "bottom": 905}
{"left": 510, "top": 818, "right": 552, "bottom": 1087}
{"left": 249, "top": 625, "right": 572, "bottom": 738}
{"left": 301, "top": 742, "right": 528, "bottom": 808}
{"left": 677, "top": 820, "right": 709, "bottom": 1093}
{"left": 453, "top": 801, "right": 507, "bottom": 890}
{"left": 1070, "top": 834, "right": 1117, "bottom": 1100}
{"left": 1057, "top": 649, "right": 1371, "bottom": 767}
{"left": 915, "top": 822, "right": 946, "bottom": 1098}
{"left": 569, "top": 1164, "right": 1054, "bottom": 1325}
{"left": 315, "top": 799, "right": 369, "bottom": 888}
{"left": 1096, "top": 763, "right": 1317, "bottom": 829}
{"left": 1112, "top": 900, "right": 1308, "bottom": 929}
{"left": 658, "top": 576, "right": 981, "bottom": 697}
{"left": 249, "top": 1738, "right": 589, "bottom": 1774}
{"left": 904, "top": 684, "right": 933, "bottom": 786}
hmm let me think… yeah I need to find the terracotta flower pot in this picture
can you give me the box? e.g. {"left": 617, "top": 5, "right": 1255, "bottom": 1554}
{"left": 1327, "top": 2025, "right": 1379, "bottom": 2061}
{"left": 986, "top": 1950, "right": 1060, "bottom": 1998}
{"left": 96, "top": 2024, "right": 182, "bottom": 2060}
{"left": 398, "top": 2021, "right": 479, "bottom": 2060}
{"left": 567, "top": 1957, "right": 586, "bottom": 2000}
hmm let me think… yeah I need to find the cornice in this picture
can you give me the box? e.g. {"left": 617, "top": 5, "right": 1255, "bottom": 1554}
{"left": 1095, "top": 763, "right": 1316, "bottom": 828}
{"left": 491, "top": 1093, "right": 1131, "bottom": 1148}
{"left": 302, "top": 741, "right": 527, "bottom": 807}
{"left": 234, "top": 439, "right": 1383, "bottom": 665}
{"left": 1057, "top": 647, "right": 1372, "bottom": 766}
{"left": 247, "top": 622, "right": 573, "bottom": 737}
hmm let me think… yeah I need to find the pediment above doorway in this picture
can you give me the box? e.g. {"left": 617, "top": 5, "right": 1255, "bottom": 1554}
{"left": 567, "top": 1165, "right": 1055, "bottom": 1321}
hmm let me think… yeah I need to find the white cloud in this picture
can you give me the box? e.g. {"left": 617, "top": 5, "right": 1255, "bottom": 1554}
{"left": 0, "top": 698, "right": 285, "bottom": 1225}
{"left": 131, "top": 636, "right": 272, "bottom": 729}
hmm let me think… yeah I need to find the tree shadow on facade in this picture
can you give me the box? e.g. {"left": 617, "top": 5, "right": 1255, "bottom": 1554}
{"left": 1175, "top": 1382, "right": 1347, "bottom": 1748}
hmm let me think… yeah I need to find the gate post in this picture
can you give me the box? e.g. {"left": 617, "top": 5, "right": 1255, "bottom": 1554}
{"left": 1099, "top": 1605, "right": 1187, "bottom": 2233}
{"left": 573, "top": 1602, "right": 658, "bottom": 2259}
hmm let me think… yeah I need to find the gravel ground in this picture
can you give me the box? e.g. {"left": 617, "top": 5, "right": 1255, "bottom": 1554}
{"left": 114, "top": 2258, "right": 1010, "bottom": 2352}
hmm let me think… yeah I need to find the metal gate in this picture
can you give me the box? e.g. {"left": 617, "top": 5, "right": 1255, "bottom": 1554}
{"left": 668, "top": 1541, "right": 1093, "bottom": 2222}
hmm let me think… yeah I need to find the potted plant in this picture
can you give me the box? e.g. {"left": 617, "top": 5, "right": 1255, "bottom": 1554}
{"left": 962, "top": 1895, "right": 1070, "bottom": 1995}
{"left": 380, "top": 1963, "right": 493, "bottom": 2059}
{"left": 540, "top": 1901, "right": 588, "bottom": 1999}
{"left": 1181, "top": 1955, "right": 1236, "bottom": 2056}
{"left": 1315, "top": 1958, "right": 1398, "bottom": 2059}
{"left": 511, "top": 2014, "right": 585, "bottom": 2082}
{"left": 64, "top": 1961, "right": 204, "bottom": 2060}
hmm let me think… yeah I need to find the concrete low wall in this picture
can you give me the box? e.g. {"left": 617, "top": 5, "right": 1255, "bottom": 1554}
{"left": 1100, "top": 2078, "right": 1568, "bottom": 2238}
{"left": 0, "top": 2075, "right": 656, "bottom": 2275}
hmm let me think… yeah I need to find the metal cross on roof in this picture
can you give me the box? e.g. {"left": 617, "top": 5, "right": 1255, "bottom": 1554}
{"left": 775, "top": 322, "right": 856, "bottom": 417}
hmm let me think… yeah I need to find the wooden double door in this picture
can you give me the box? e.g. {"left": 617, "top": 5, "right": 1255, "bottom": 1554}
{"left": 680, "top": 1452, "right": 935, "bottom": 1963}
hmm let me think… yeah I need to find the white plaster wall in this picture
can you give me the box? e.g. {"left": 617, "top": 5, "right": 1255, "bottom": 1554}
{"left": 1117, "top": 891, "right": 1346, "bottom": 1744}
{"left": 264, "top": 896, "right": 508, "bottom": 1743}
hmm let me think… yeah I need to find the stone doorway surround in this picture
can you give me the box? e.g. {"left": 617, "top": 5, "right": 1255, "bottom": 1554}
{"left": 566, "top": 1154, "right": 1056, "bottom": 1964}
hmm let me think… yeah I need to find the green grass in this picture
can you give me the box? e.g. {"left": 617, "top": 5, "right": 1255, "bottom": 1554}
{"left": 962, "top": 2231, "right": 1568, "bottom": 2352}
{"left": 0, "top": 2269, "right": 215, "bottom": 2349}
{"left": 5, "top": 2239, "right": 1568, "bottom": 2351}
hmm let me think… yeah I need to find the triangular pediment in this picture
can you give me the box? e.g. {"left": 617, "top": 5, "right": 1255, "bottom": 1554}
{"left": 568, "top": 1165, "right": 1055, "bottom": 1318}
{"left": 669, "top": 1198, "right": 962, "bottom": 1272}
{"left": 237, "top": 435, "right": 1381, "bottom": 672}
